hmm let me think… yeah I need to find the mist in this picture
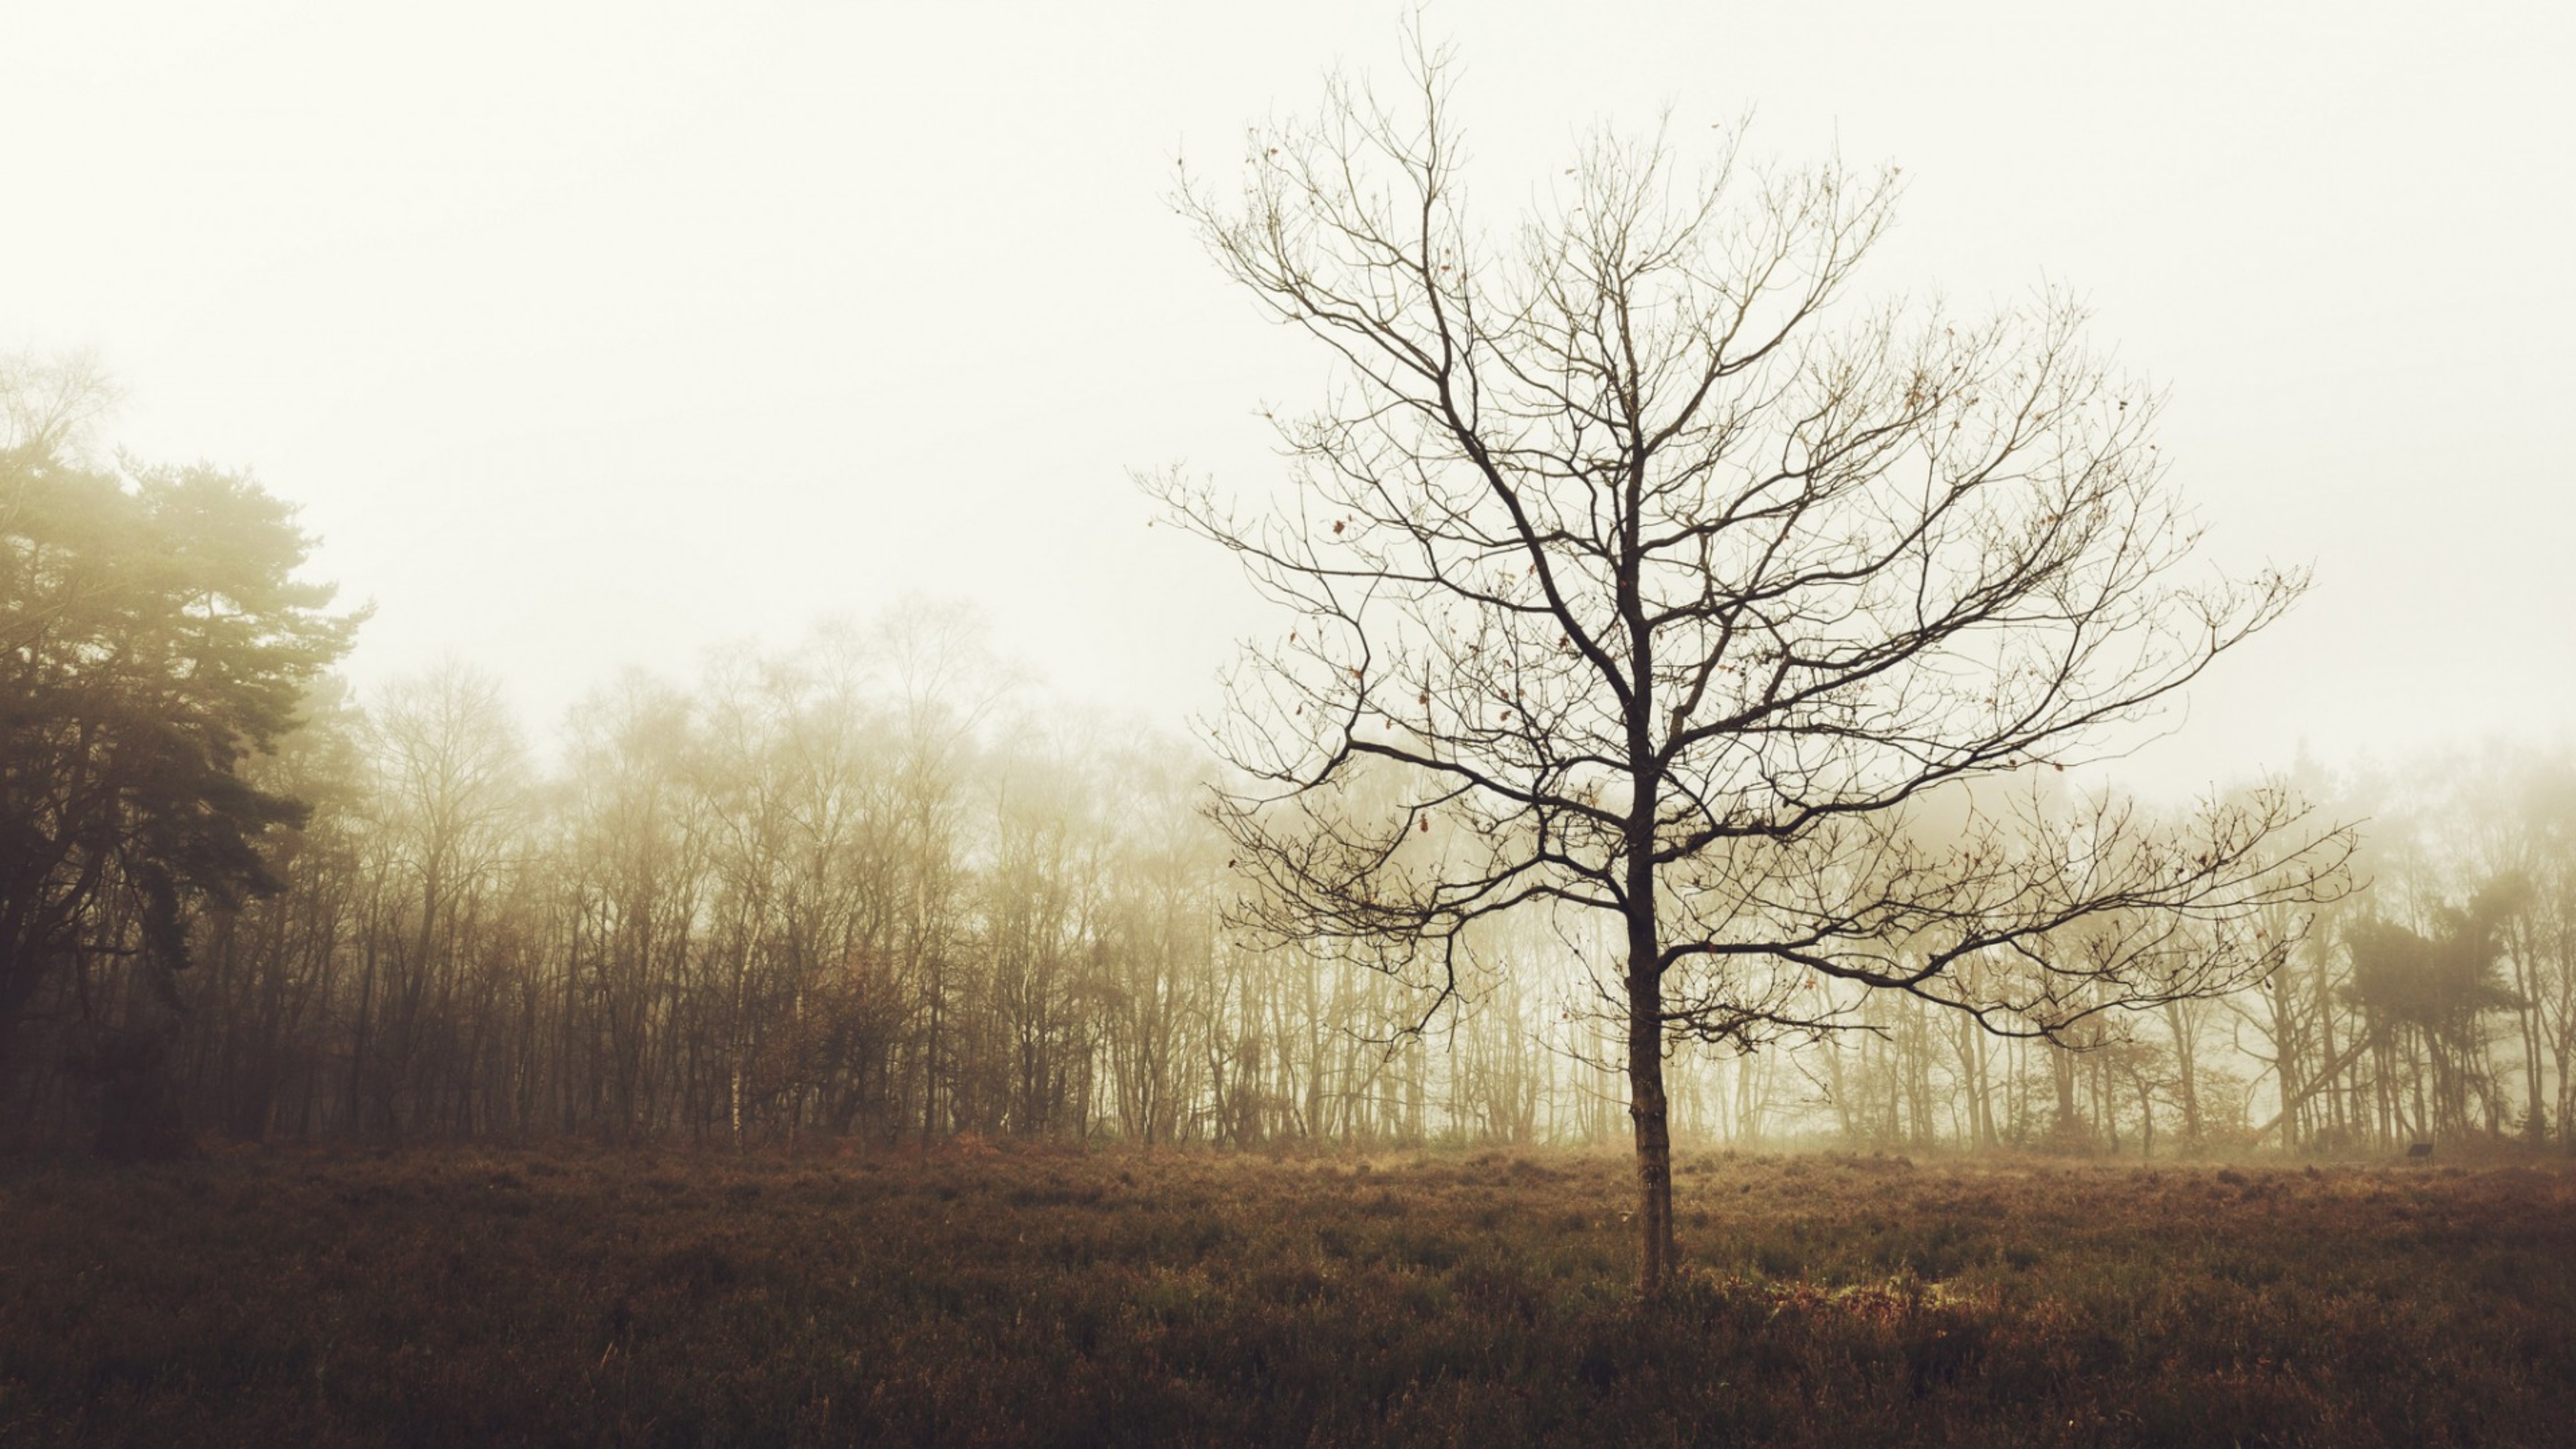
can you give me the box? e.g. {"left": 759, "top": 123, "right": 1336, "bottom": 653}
{"left": 5, "top": 5, "right": 2573, "bottom": 1444}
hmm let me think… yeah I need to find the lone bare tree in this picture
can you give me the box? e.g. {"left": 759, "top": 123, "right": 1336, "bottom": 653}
{"left": 1146, "top": 40, "right": 2350, "bottom": 1294}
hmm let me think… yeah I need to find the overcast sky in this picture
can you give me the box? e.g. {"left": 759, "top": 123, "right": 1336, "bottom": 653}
{"left": 6, "top": 2, "right": 2569, "bottom": 800}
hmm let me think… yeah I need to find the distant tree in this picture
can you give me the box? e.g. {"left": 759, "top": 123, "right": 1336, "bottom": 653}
{"left": 2431, "top": 747, "right": 2575, "bottom": 1144}
{"left": 0, "top": 348, "right": 117, "bottom": 458}
{"left": 1148, "top": 38, "right": 2351, "bottom": 1292}
{"left": 187, "top": 676, "right": 371, "bottom": 1142}
{"left": 2345, "top": 876, "right": 2528, "bottom": 1142}
{"left": 348, "top": 663, "right": 528, "bottom": 1138}
{"left": 559, "top": 670, "right": 708, "bottom": 1141}
{"left": 0, "top": 407, "right": 357, "bottom": 1124}
{"left": 2524, "top": 761, "right": 2576, "bottom": 1145}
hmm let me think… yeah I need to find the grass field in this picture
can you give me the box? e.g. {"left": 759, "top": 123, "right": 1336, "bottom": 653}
{"left": 1, "top": 1143, "right": 2569, "bottom": 1446}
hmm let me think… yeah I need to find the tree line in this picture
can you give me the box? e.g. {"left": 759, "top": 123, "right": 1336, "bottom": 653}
{"left": 5, "top": 28, "right": 2568, "bottom": 1179}
{"left": 1745, "top": 740, "right": 2576, "bottom": 1161}
{"left": 5, "top": 385, "right": 2567, "bottom": 1161}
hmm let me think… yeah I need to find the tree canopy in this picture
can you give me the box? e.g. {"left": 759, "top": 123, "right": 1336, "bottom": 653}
{"left": 1148, "top": 39, "right": 2351, "bottom": 1291}
{"left": 0, "top": 430, "right": 357, "bottom": 1076}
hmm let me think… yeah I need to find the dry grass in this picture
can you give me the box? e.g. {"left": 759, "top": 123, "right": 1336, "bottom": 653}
{"left": 1, "top": 1143, "right": 2569, "bottom": 1446}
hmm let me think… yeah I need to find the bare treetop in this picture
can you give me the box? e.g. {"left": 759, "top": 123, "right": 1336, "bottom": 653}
{"left": 1147, "top": 36, "right": 2350, "bottom": 1293}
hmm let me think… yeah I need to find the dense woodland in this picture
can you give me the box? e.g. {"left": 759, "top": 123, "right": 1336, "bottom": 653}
{"left": 4, "top": 373, "right": 2571, "bottom": 1160}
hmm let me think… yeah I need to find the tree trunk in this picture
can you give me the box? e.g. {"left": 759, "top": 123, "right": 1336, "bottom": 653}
{"left": 1627, "top": 962, "right": 1674, "bottom": 1295}
{"left": 2051, "top": 1038, "right": 2081, "bottom": 1141}
{"left": 2167, "top": 1002, "right": 2203, "bottom": 1144}
{"left": 2510, "top": 918, "right": 2546, "bottom": 1143}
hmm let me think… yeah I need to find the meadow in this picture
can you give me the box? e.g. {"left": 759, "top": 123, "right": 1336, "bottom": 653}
{"left": 1, "top": 1143, "right": 2568, "bottom": 1446}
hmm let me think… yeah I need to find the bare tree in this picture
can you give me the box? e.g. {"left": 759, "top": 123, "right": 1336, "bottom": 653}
{"left": 1147, "top": 37, "right": 2351, "bottom": 1293}
{"left": 348, "top": 662, "right": 527, "bottom": 1138}
{"left": 0, "top": 348, "right": 117, "bottom": 456}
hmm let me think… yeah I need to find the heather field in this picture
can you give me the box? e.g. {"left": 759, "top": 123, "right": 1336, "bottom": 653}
{"left": 2, "top": 1147, "right": 2569, "bottom": 1447}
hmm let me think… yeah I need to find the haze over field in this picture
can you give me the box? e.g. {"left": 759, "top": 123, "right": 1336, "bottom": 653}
{"left": 15, "top": 12, "right": 2576, "bottom": 1444}
{"left": 5, "top": 1, "right": 2571, "bottom": 798}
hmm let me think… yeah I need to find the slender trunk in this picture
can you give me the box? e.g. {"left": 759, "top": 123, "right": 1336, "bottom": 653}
{"left": 2050, "top": 1039, "right": 2080, "bottom": 1140}
{"left": 1627, "top": 959, "right": 1673, "bottom": 1294}
{"left": 1616, "top": 440, "right": 1675, "bottom": 1296}
{"left": 922, "top": 963, "right": 940, "bottom": 1148}
{"left": 729, "top": 936, "right": 748, "bottom": 1151}
{"left": 2270, "top": 965, "right": 2301, "bottom": 1151}
{"left": 1624, "top": 828, "right": 1674, "bottom": 1293}
{"left": 2167, "top": 1002, "right": 2203, "bottom": 1144}
{"left": 1971, "top": 1020, "right": 1996, "bottom": 1147}
{"left": 347, "top": 924, "right": 379, "bottom": 1135}
{"left": 2412, "top": 1029, "right": 2432, "bottom": 1143}
{"left": 2314, "top": 954, "right": 2345, "bottom": 1143}
{"left": 2511, "top": 919, "right": 2545, "bottom": 1143}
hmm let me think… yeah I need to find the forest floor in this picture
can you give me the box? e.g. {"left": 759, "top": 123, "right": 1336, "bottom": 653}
{"left": 1, "top": 1142, "right": 2569, "bottom": 1446}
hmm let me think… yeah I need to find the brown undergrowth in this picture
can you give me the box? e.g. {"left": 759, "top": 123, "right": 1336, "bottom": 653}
{"left": 1, "top": 1144, "right": 2568, "bottom": 1446}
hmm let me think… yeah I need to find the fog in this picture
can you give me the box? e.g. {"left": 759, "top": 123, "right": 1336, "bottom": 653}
{"left": 10, "top": 10, "right": 2576, "bottom": 1439}
{"left": 6, "top": 2, "right": 2571, "bottom": 798}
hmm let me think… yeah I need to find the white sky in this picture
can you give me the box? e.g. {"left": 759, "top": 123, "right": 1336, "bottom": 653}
{"left": 5, "top": 2, "right": 2570, "bottom": 800}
